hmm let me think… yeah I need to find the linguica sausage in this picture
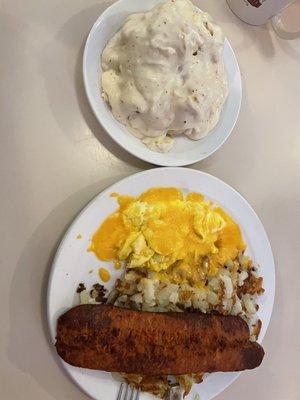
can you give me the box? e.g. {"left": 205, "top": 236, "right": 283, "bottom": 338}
{"left": 55, "top": 304, "right": 264, "bottom": 375}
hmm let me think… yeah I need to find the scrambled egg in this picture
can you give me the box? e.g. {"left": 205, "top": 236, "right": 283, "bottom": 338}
{"left": 89, "top": 188, "right": 245, "bottom": 287}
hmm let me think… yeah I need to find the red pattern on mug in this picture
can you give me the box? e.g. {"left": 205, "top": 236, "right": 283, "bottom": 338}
{"left": 247, "top": 0, "right": 262, "bottom": 7}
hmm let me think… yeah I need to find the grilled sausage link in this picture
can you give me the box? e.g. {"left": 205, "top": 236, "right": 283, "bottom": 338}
{"left": 56, "top": 304, "right": 264, "bottom": 375}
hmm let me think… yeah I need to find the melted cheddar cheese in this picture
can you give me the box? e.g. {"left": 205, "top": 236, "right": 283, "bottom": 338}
{"left": 89, "top": 188, "right": 245, "bottom": 287}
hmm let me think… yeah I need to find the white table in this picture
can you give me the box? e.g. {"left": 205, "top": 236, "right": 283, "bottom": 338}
{"left": 0, "top": 1, "right": 299, "bottom": 399}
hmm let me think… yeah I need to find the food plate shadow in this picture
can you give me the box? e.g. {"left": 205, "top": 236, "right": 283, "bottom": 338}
{"left": 6, "top": 177, "right": 124, "bottom": 400}
{"left": 39, "top": 0, "right": 149, "bottom": 169}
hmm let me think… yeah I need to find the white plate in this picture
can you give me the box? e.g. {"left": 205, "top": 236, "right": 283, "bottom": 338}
{"left": 47, "top": 167, "right": 275, "bottom": 400}
{"left": 83, "top": 0, "right": 242, "bottom": 166}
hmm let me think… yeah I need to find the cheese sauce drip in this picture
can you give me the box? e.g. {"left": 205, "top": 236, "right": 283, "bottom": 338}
{"left": 98, "top": 267, "right": 111, "bottom": 283}
{"left": 89, "top": 188, "right": 245, "bottom": 287}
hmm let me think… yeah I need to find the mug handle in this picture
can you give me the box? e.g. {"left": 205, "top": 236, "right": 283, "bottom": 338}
{"left": 271, "top": 12, "right": 300, "bottom": 40}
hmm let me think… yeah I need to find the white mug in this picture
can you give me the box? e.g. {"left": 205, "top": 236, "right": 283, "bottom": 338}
{"left": 226, "top": 0, "right": 300, "bottom": 39}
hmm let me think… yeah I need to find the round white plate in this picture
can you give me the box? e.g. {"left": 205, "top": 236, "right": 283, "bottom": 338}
{"left": 83, "top": 0, "right": 242, "bottom": 166}
{"left": 48, "top": 168, "right": 275, "bottom": 400}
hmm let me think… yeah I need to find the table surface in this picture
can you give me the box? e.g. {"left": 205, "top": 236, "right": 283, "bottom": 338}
{"left": 1, "top": 0, "right": 299, "bottom": 399}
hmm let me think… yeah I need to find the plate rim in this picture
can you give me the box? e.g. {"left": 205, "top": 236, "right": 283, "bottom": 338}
{"left": 47, "top": 167, "right": 275, "bottom": 400}
{"left": 82, "top": 0, "right": 242, "bottom": 167}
